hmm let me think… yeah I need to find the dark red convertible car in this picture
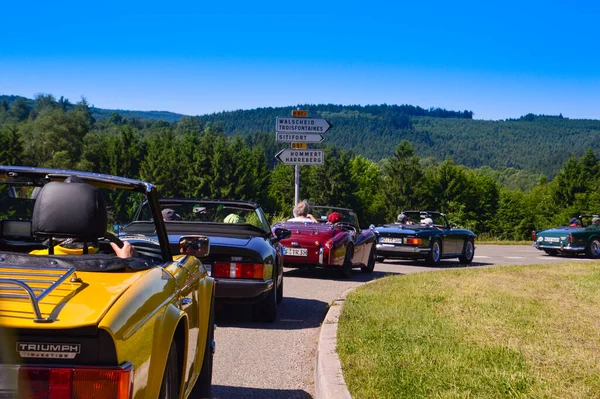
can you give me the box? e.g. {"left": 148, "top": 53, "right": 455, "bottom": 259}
{"left": 272, "top": 206, "right": 376, "bottom": 277}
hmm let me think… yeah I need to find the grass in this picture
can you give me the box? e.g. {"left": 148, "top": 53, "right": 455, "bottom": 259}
{"left": 476, "top": 240, "right": 532, "bottom": 245}
{"left": 337, "top": 263, "right": 600, "bottom": 399}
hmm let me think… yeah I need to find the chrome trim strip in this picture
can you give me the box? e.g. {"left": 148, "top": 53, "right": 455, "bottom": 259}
{"left": 318, "top": 247, "right": 324, "bottom": 265}
{"left": 376, "top": 244, "right": 430, "bottom": 253}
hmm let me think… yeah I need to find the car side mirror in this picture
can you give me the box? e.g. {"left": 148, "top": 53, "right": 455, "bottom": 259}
{"left": 179, "top": 235, "right": 210, "bottom": 258}
{"left": 369, "top": 224, "right": 375, "bottom": 230}
{"left": 271, "top": 227, "right": 291, "bottom": 243}
{"left": 451, "top": 224, "right": 457, "bottom": 229}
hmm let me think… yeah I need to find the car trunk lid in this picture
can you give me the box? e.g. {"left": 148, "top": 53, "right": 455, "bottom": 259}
{"left": 0, "top": 264, "right": 147, "bottom": 329}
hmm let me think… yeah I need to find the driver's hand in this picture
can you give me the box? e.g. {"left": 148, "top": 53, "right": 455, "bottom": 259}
{"left": 111, "top": 241, "right": 138, "bottom": 258}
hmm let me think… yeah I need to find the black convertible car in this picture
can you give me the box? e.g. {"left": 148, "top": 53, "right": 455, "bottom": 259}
{"left": 121, "top": 198, "right": 290, "bottom": 322}
{"left": 373, "top": 211, "right": 476, "bottom": 266}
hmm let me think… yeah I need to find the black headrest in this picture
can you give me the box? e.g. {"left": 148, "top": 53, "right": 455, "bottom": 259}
{"left": 32, "top": 181, "right": 108, "bottom": 241}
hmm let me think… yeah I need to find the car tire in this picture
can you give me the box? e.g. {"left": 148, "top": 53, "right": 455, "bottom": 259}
{"left": 190, "top": 298, "right": 215, "bottom": 399}
{"left": 425, "top": 239, "right": 442, "bottom": 266}
{"left": 276, "top": 272, "right": 283, "bottom": 304}
{"left": 361, "top": 244, "right": 376, "bottom": 273}
{"left": 159, "top": 341, "right": 179, "bottom": 399}
{"left": 458, "top": 239, "right": 475, "bottom": 264}
{"left": 586, "top": 238, "right": 600, "bottom": 259}
{"left": 253, "top": 281, "right": 277, "bottom": 322}
{"left": 341, "top": 246, "right": 353, "bottom": 278}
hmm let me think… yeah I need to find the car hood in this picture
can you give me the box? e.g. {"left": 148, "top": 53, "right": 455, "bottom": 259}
{"left": 275, "top": 222, "right": 336, "bottom": 239}
{"left": 168, "top": 234, "right": 251, "bottom": 247}
{"left": 0, "top": 267, "right": 149, "bottom": 329}
{"left": 375, "top": 226, "right": 430, "bottom": 235}
{"left": 538, "top": 226, "right": 585, "bottom": 235}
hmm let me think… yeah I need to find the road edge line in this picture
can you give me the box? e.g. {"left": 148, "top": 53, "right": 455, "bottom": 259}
{"left": 315, "top": 284, "right": 364, "bottom": 399}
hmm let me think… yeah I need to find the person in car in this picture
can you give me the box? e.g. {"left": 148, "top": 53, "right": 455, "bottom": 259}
{"left": 327, "top": 212, "right": 341, "bottom": 224}
{"left": 288, "top": 200, "right": 318, "bottom": 223}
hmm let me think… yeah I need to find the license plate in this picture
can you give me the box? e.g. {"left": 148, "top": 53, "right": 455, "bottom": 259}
{"left": 380, "top": 237, "right": 403, "bottom": 244}
{"left": 285, "top": 247, "right": 308, "bottom": 256}
{"left": 544, "top": 237, "right": 560, "bottom": 243}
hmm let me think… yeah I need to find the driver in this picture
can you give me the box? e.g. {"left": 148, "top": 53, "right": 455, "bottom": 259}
{"left": 288, "top": 200, "right": 318, "bottom": 223}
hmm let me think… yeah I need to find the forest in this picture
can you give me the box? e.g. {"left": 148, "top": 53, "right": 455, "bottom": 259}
{"left": 1, "top": 93, "right": 600, "bottom": 241}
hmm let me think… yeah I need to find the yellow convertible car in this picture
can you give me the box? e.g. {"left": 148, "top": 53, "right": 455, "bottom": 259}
{"left": 0, "top": 166, "right": 215, "bottom": 399}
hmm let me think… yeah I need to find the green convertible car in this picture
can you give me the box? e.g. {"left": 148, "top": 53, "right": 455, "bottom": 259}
{"left": 532, "top": 214, "right": 600, "bottom": 258}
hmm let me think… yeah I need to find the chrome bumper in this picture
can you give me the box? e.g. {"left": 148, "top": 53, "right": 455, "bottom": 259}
{"left": 532, "top": 243, "right": 585, "bottom": 252}
{"left": 376, "top": 243, "right": 431, "bottom": 253}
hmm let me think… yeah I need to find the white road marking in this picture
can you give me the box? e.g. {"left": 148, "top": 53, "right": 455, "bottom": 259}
{"left": 474, "top": 256, "right": 491, "bottom": 258}
{"left": 505, "top": 256, "right": 523, "bottom": 259}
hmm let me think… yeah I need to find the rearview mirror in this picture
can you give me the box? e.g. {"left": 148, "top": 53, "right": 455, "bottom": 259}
{"left": 179, "top": 235, "right": 210, "bottom": 258}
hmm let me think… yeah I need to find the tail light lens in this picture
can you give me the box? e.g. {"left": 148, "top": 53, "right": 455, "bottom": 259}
{"left": 568, "top": 233, "right": 573, "bottom": 243}
{"left": 213, "top": 262, "right": 264, "bottom": 279}
{"left": 531, "top": 231, "right": 536, "bottom": 241}
{"left": 406, "top": 238, "right": 422, "bottom": 245}
{"left": 15, "top": 364, "right": 132, "bottom": 399}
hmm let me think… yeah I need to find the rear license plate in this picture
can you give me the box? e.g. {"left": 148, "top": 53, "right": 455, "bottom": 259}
{"left": 381, "top": 237, "right": 403, "bottom": 244}
{"left": 544, "top": 237, "right": 560, "bottom": 243}
{"left": 285, "top": 248, "right": 308, "bottom": 256}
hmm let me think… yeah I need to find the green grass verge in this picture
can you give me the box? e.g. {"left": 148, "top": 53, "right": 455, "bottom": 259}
{"left": 476, "top": 240, "right": 532, "bottom": 245}
{"left": 338, "top": 263, "right": 600, "bottom": 399}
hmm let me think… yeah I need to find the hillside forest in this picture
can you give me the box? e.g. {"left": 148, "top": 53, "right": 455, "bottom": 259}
{"left": 1, "top": 94, "right": 600, "bottom": 241}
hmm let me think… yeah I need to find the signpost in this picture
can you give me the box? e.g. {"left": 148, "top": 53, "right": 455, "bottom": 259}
{"left": 276, "top": 117, "right": 332, "bottom": 134}
{"left": 275, "top": 149, "right": 324, "bottom": 165}
{"left": 274, "top": 110, "right": 332, "bottom": 205}
{"left": 276, "top": 133, "right": 324, "bottom": 143}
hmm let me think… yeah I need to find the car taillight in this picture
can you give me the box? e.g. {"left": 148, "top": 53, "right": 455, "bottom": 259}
{"left": 16, "top": 364, "right": 132, "bottom": 399}
{"left": 213, "top": 262, "right": 264, "bottom": 279}
{"left": 531, "top": 230, "right": 536, "bottom": 241}
{"left": 568, "top": 233, "right": 572, "bottom": 243}
{"left": 406, "top": 238, "right": 422, "bottom": 245}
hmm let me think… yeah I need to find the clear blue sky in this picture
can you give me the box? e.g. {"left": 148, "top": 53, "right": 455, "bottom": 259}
{"left": 2, "top": 0, "right": 599, "bottom": 120}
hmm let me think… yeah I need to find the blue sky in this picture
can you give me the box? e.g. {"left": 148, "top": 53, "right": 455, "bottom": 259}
{"left": 1, "top": 0, "right": 599, "bottom": 120}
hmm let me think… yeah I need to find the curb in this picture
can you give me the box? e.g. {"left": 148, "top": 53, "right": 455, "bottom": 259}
{"left": 314, "top": 286, "right": 357, "bottom": 399}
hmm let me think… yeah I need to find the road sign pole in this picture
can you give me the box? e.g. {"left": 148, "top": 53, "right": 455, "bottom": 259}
{"left": 294, "top": 164, "right": 300, "bottom": 205}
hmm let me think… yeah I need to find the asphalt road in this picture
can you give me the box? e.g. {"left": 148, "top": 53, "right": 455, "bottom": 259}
{"left": 211, "top": 244, "right": 590, "bottom": 399}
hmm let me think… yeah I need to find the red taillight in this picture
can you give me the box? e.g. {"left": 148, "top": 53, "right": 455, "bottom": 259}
{"left": 406, "top": 238, "right": 422, "bottom": 245}
{"left": 568, "top": 233, "right": 573, "bottom": 243}
{"left": 531, "top": 230, "right": 536, "bottom": 241}
{"left": 213, "top": 262, "right": 264, "bottom": 279}
{"left": 17, "top": 365, "right": 132, "bottom": 399}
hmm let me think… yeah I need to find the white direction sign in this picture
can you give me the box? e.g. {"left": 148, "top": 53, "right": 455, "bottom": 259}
{"left": 276, "top": 117, "right": 332, "bottom": 134}
{"left": 275, "top": 149, "right": 324, "bottom": 165}
{"left": 275, "top": 132, "right": 325, "bottom": 143}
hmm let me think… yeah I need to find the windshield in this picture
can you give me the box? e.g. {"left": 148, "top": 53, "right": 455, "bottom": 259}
{"left": 0, "top": 180, "right": 146, "bottom": 229}
{"left": 310, "top": 206, "right": 358, "bottom": 226}
{"left": 402, "top": 212, "right": 447, "bottom": 227}
{"left": 136, "top": 201, "right": 271, "bottom": 233}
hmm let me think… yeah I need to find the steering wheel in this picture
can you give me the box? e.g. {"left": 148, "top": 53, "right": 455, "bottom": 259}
{"left": 104, "top": 232, "right": 124, "bottom": 249}
{"left": 334, "top": 222, "right": 358, "bottom": 235}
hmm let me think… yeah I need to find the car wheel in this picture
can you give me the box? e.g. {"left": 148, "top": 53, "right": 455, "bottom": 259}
{"left": 425, "top": 239, "right": 442, "bottom": 266}
{"left": 253, "top": 281, "right": 277, "bottom": 322}
{"left": 586, "top": 238, "right": 600, "bottom": 259}
{"left": 341, "top": 246, "right": 353, "bottom": 278}
{"left": 361, "top": 244, "right": 376, "bottom": 273}
{"left": 159, "top": 341, "right": 179, "bottom": 399}
{"left": 276, "top": 272, "right": 283, "bottom": 304}
{"left": 458, "top": 239, "right": 475, "bottom": 264}
{"left": 190, "top": 298, "right": 215, "bottom": 399}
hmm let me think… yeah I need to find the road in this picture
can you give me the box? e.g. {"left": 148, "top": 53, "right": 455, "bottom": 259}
{"left": 211, "top": 244, "right": 589, "bottom": 398}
